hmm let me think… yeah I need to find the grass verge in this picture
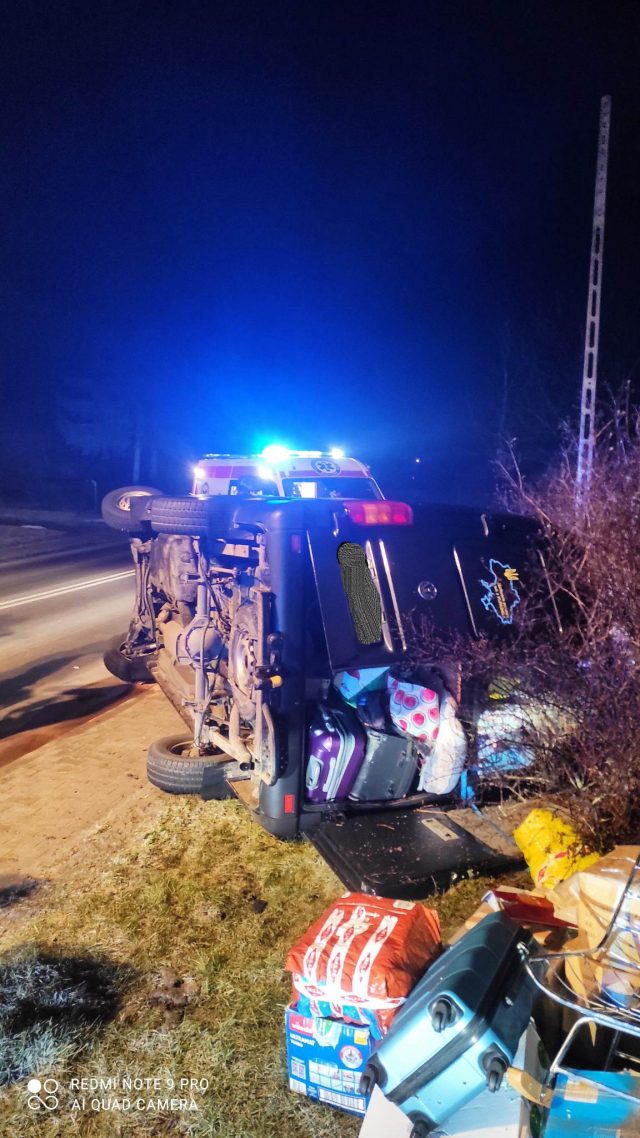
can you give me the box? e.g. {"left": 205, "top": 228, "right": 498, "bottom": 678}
{"left": 0, "top": 796, "right": 525, "bottom": 1137}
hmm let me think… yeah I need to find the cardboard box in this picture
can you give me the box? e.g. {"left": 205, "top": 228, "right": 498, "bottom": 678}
{"left": 562, "top": 930, "right": 640, "bottom": 1010}
{"left": 549, "top": 847, "right": 640, "bottom": 962}
{"left": 358, "top": 1086, "right": 411, "bottom": 1137}
{"left": 545, "top": 848, "right": 640, "bottom": 1017}
{"left": 544, "top": 1070, "right": 640, "bottom": 1137}
{"left": 285, "top": 1004, "right": 375, "bottom": 1116}
{"left": 447, "top": 888, "right": 574, "bottom": 949}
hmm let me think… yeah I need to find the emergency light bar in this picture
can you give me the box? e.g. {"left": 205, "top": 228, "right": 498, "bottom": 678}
{"left": 344, "top": 501, "right": 413, "bottom": 525}
{"left": 261, "top": 445, "right": 347, "bottom": 461}
{"left": 261, "top": 444, "right": 291, "bottom": 462}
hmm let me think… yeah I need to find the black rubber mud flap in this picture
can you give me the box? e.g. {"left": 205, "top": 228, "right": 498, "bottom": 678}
{"left": 308, "top": 809, "right": 524, "bottom": 900}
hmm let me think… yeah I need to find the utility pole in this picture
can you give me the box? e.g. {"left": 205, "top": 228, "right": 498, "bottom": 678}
{"left": 576, "top": 95, "right": 612, "bottom": 511}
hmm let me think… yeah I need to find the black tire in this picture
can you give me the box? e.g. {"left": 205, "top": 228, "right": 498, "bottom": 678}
{"left": 103, "top": 634, "right": 156, "bottom": 683}
{"left": 147, "top": 735, "right": 234, "bottom": 796}
{"left": 150, "top": 495, "right": 233, "bottom": 536}
{"left": 101, "top": 486, "right": 164, "bottom": 534}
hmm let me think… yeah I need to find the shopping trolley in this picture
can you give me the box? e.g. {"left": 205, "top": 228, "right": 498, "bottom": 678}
{"left": 515, "top": 850, "right": 640, "bottom": 1111}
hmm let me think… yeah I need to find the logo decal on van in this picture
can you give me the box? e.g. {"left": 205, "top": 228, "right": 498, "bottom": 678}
{"left": 312, "top": 459, "right": 340, "bottom": 474}
{"left": 480, "top": 560, "right": 521, "bottom": 625}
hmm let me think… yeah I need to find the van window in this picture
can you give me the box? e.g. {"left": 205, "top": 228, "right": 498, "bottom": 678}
{"left": 229, "top": 477, "right": 280, "bottom": 497}
{"left": 283, "top": 477, "right": 381, "bottom": 500}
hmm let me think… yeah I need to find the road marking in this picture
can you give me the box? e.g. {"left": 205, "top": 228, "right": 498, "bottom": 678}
{"left": 0, "top": 570, "right": 135, "bottom": 611}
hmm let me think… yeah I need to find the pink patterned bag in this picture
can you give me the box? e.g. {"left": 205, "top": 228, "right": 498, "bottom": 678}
{"left": 386, "top": 675, "right": 441, "bottom": 743}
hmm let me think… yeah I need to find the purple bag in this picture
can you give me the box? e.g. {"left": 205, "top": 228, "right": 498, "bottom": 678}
{"left": 305, "top": 704, "right": 366, "bottom": 802}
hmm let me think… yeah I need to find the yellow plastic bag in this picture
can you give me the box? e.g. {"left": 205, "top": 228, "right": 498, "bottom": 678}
{"left": 513, "top": 808, "right": 599, "bottom": 890}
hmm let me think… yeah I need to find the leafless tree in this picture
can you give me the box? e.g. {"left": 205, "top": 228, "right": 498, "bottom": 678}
{"left": 414, "top": 393, "right": 640, "bottom": 852}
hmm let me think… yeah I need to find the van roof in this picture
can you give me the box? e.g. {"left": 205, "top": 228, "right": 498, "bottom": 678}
{"left": 197, "top": 454, "right": 371, "bottom": 476}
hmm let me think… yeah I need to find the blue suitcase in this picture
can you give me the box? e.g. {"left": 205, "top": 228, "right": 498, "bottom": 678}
{"left": 360, "top": 912, "right": 534, "bottom": 1136}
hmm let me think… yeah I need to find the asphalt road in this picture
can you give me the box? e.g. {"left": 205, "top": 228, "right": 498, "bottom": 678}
{"left": 0, "top": 544, "right": 137, "bottom": 760}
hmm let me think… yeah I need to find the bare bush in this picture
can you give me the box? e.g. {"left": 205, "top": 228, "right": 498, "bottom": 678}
{"left": 415, "top": 400, "right": 640, "bottom": 852}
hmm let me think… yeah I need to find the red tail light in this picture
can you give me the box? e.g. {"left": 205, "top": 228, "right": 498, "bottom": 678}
{"left": 344, "top": 501, "right": 413, "bottom": 525}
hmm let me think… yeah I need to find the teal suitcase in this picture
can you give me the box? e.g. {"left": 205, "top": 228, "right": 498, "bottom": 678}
{"left": 360, "top": 912, "right": 534, "bottom": 1136}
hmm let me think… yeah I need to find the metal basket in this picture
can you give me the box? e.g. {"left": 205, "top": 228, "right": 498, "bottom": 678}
{"left": 518, "top": 850, "right": 640, "bottom": 1106}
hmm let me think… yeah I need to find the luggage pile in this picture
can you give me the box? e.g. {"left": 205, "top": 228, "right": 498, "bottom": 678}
{"left": 284, "top": 894, "right": 442, "bottom": 1115}
{"left": 284, "top": 848, "right": 640, "bottom": 1137}
{"left": 304, "top": 665, "right": 573, "bottom": 808}
{"left": 305, "top": 665, "right": 468, "bottom": 805}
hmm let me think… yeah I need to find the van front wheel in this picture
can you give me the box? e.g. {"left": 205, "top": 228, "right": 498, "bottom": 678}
{"left": 103, "top": 635, "right": 155, "bottom": 684}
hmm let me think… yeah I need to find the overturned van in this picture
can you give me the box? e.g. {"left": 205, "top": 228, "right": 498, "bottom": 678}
{"left": 102, "top": 489, "right": 544, "bottom": 897}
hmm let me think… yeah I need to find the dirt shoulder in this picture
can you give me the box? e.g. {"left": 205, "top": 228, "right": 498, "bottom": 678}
{"left": 0, "top": 686, "right": 531, "bottom": 935}
{"left": 0, "top": 687, "right": 185, "bottom": 924}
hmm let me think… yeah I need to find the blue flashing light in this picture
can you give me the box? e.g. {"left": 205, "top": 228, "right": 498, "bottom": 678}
{"left": 329, "top": 447, "right": 345, "bottom": 459}
{"left": 261, "top": 444, "right": 291, "bottom": 462}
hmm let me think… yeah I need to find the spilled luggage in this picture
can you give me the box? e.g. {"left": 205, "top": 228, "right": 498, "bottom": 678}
{"left": 387, "top": 674, "right": 442, "bottom": 744}
{"left": 360, "top": 912, "right": 535, "bottom": 1135}
{"left": 415, "top": 693, "right": 467, "bottom": 796}
{"left": 543, "top": 1069, "right": 640, "bottom": 1137}
{"left": 447, "top": 885, "right": 576, "bottom": 948}
{"left": 334, "top": 667, "right": 390, "bottom": 706}
{"left": 476, "top": 701, "right": 536, "bottom": 773}
{"left": 514, "top": 807, "right": 599, "bottom": 890}
{"left": 349, "top": 732, "right": 418, "bottom": 802}
{"left": 471, "top": 681, "right": 578, "bottom": 782}
{"left": 354, "top": 688, "right": 389, "bottom": 731}
{"left": 285, "top": 1003, "right": 376, "bottom": 1116}
{"left": 305, "top": 704, "right": 366, "bottom": 802}
{"left": 359, "top": 1020, "right": 548, "bottom": 1137}
{"left": 285, "top": 893, "right": 442, "bottom": 1037}
{"left": 307, "top": 662, "right": 468, "bottom": 807}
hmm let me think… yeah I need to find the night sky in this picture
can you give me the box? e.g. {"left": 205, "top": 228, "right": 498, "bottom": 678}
{"left": 1, "top": 1, "right": 640, "bottom": 504}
